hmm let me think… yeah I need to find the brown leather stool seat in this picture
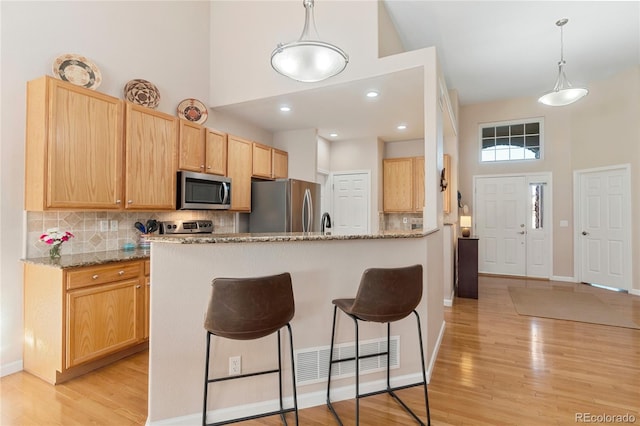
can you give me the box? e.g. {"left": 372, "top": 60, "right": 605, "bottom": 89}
{"left": 326, "top": 264, "right": 430, "bottom": 425}
{"left": 203, "top": 273, "right": 298, "bottom": 426}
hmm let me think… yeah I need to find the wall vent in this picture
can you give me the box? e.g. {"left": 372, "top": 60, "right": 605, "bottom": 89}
{"left": 295, "top": 336, "right": 399, "bottom": 386}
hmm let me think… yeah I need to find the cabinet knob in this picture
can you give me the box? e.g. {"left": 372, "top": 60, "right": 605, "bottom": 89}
{"left": 128, "top": 200, "right": 133, "bottom": 204}
{"left": 118, "top": 270, "right": 125, "bottom": 275}
{"left": 207, "top": 166, "right": 212, "bottom": 170}
{"left": 200, "top": 165, "right": 205, "bottom": 169}
{"left": 136, "top": 285, "right": 141, "bottom": 289}
{"left": 92, "top": 274, "right": 99, "bottom": 280}
{"left": 116, "top": 199, "right": 121, "bottom": 204}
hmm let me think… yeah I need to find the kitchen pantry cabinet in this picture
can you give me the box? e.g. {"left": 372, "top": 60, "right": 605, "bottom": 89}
{"left": 272, "top": 148, "right": 288, "bottom": 179}
{"left": 25, "top": 76, "right": 178, "bottom": 211}
{"left": 383, "top": 157, "right": 425, "bottom": 213}
{"left": 124, "top": 103, "right": 178, "bottom": 210}
{"left": 25, "top": 76, "right": 124, "bottom": 211}
{"left": 178, "top": 121, "right": 227, "bottom": 176}
{"left": 23, "top": 260, "right": 149, "bottom": 384}
{"left": 227, "top": 135, "right": 253, "bottom": 211}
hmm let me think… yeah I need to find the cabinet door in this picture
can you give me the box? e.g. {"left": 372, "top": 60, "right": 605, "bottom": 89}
{"left": 26, "top": 77, "right": 124, "bottom": 210}
{"left": 205, "top": 129, "right": 227, "bottom": 176}
{"left": 178, "top": 120, "right": 205, "bottom": 172}
{"left": 124, "top": 103, "right": 178, "bottom": 210}
{"left": 227, "top": 136, "right": 253, "bottom": 211}
{"left": 252, "top": 142, "right": 272, "bottom": 179}
{"left": 66, "top": 278, "right": 143, "bottom": 368}
{"left": 383, "top": 158, "right": 414, "bottom": 212}
{"left": 272, "top": 149, "right": 288, "bottom": 179}
{"left": 414, "top": 157, "right": 425, "bottom": 212}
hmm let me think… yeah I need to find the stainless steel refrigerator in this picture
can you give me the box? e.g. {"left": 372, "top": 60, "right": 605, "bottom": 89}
{"left": 249, "top": 179, "right": 320, "bottom": 233}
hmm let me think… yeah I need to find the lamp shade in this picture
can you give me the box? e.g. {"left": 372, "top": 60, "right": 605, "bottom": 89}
{"left": 271, "top": 0, "right": 348, "bottom": 83}
{"left": 460, "top": 216, "right": 472, "bottom": 228}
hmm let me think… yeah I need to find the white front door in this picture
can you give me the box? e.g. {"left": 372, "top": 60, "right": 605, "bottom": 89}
{"left": 475, "top": 174, "right": 552, "bottom": 278}
{"left": 475, "top": 176, "right": 527, "bottom": 275}
{"left": 577, "top": 166, "right": 631, "bottom": 290}
{"left": 332, "top": 171, "right": 370, "bottom": 235}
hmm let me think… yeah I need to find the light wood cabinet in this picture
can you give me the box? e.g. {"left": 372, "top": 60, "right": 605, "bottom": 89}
{"left": 227, "top": 135, "right": 253, "bottom": 211}
{"left": 383, "top": 156, "right": 425, "bottom": 213}
{"left": 177, "top": 119, "right": 206, "bottom": 172}
{"left": 272, "top": 148, "right": 288, "bottom": 179}
{"left": 25, "top": 76, "right": 124, "bottom": 211}
{"left": 23, "top": 260, "right": 148, "bottom": 384}
{"left": 205, "top": 129, "right": 227, "bottom": 176}
{"left": 124, "top": 103, "right": 178, "bottom": 210}
{"left": 177, "top": 122, "right": 227, "bottom": 176}
{"left": 252, "top": 142, "right": 273, "bottom": 179}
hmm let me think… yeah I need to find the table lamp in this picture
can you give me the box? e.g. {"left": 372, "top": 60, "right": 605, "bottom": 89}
{"left": 460, "top": 216, "right": 472, "bottom": 237}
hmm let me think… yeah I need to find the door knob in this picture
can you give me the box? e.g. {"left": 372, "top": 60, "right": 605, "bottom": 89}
{"left": 518, "top": 231, "right": 525, "bottom": 235}
{"left": 582, "top": 231, "right": 589, "bottom": 236}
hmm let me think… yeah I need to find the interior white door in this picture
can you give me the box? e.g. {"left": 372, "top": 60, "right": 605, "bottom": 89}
{"left": 475, "top": 176, "right": 527, "bottom": 276}
{"left": 332, "top": 171, "right": 370, "bottom": 235}
{"left": 578, "top": 167, "right": 631, "bottom": 290}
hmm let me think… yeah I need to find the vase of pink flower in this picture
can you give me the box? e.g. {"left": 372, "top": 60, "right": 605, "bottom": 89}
{"left": 40, "top": 228, "right": 74, "bottom": 260}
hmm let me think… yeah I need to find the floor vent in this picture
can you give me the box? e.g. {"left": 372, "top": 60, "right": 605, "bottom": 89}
{"left": 295, "top": 336, "right": 400, "bottom": 386}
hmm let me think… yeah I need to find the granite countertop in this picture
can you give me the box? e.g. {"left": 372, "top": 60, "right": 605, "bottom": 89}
{"left": 22, "top": 248, "right": 150, "bottom": 269}
{"left": 145, "top": 229, "right": 434, "bottom": 244}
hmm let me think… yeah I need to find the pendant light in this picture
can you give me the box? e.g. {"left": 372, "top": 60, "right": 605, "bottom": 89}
{"left": 271, "top": 0, "right": 348, "bottom": 83}
{"left": 538, "top": 18, "right": 588, "bottom": 106}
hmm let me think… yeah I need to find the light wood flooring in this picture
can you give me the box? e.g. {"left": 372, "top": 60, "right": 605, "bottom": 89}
{"left": 2, "top": 276, "right": 639, "bottom": 425}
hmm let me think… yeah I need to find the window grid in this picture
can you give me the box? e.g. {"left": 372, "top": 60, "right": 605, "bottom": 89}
{"left": 480, "top": 119, "right": 542, "bottom": 162}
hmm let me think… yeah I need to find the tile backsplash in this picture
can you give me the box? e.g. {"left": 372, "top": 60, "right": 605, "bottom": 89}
{"left": 381, "top": 213, "right": 423, "bottom": 231}
{"left": 26, "top": 210, "right": 235, "bottom": 258}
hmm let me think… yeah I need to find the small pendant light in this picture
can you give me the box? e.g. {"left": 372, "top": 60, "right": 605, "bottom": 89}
{"left": 271, "top": 0, "right": 349, "bottom": 83}
{"left": 538, "top": 18, "right": 588, "bottom": 106}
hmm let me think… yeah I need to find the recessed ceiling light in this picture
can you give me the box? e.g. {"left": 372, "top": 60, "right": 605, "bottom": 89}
{"left": 329, "top": 133, "right": 338, "bottom": 137}
{"left": 397, "top": 124, "right": 407, "bottom": 130}
{"left": 366, "top": 91, "right": 379, "bottom": 98}
{"left": 280, "top": 106, "right": 291, "bottom": 112}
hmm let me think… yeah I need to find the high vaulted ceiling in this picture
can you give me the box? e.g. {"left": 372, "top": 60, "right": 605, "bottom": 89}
{"left": 213, "top": 1, "right": 639, "bottom": 143}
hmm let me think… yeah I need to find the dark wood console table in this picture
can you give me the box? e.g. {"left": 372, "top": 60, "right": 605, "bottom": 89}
{"left": 457, "top": 237, "right": 478, "bottom": 299}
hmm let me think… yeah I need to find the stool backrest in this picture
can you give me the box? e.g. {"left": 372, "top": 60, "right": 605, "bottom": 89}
{"left": 204, "top": 272, "right": 294, "bottom": 340}
{"left": 350, "top": 264, "right": 423, "bottom": 323}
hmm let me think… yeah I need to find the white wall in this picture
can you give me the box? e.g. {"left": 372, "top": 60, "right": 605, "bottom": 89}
{"left": 0, "top": 1, "right": 211, "bottom": 375}
{"left": 273, "top": 128, "right": 318, "bottom": 182}
{"left": 384, "top": 139, "right": 425, "bottom": 158}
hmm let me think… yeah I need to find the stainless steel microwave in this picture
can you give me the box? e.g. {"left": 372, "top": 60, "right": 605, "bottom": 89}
{"left": 176, "top": 171, "right": 231, "bottom": 210}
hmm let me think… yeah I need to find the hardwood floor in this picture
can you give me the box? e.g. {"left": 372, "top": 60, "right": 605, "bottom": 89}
{"left": 2, "top": 276, "right": 639, "bottom": 425}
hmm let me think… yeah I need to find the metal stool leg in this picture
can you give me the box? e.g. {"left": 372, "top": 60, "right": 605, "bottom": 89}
{"left": 203, "top": 332, "right": 212, "bottom": 426}
{"left": 287, "top": 323, "right": 299, "bottom": 425}
{"left": 326, "top": 305, "right": 342, "bottom": 425}
{"left": 414, "top": 310, "right": 431, "bottom": 426}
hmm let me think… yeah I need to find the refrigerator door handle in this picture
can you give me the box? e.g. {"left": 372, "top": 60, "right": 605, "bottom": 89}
{"left": 302, "top": 188, "right": 311, "bottom": 232}
{"left": 307, "top": 188, "right": 313, "bottom": 232}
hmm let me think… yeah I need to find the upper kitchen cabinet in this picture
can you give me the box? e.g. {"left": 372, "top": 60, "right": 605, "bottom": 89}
{"left": 177, "top": 120, "right": 206, "bottom": 172}
{"left": 383, "top": 156, "right": 424, "bottom": 213}
{"left": 227, "top": 135, "right": 252, "bottom": 211}
{"left": 205, "top": 129, "right": 227, "bottom": 176}
{"left": 252, "top": 141, "right": 272, "bottom": 179}
{"left": 177, "top": 122, "right": 227, "bottom": 176}
{"left": 124, "top": 103, "right": 178, "bottom": 210}
{"left": 272, "top": 148, "right": 288, "bottom": 179}
{"left": 25, "top": 76, "right": 124, "bottom": 211}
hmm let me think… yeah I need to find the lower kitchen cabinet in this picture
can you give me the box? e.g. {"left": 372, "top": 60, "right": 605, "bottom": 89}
{"left": 23, "top": 259, "right": 149, "bottom": 384}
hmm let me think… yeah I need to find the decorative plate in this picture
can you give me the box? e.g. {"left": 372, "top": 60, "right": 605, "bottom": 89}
{"left": 52, "top": 53, "right": 102, "bottom": 90}
{"left": 177, "top": 98, "right": 208, "bottom": 124}
{"left": 124, "top": 79, "right": 161, "bottom": 109}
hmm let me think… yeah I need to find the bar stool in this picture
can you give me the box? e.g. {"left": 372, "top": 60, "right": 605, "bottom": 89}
{"left": 326, "top": 264, "right": 430, "bottom": 425}
{"left": 203, "top": 272, "right": 298, "bottom": 426}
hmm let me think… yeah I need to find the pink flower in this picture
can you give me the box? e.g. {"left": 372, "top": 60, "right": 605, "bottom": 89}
{"left": 39, "top": 228, "right": 74, "bottom": 246}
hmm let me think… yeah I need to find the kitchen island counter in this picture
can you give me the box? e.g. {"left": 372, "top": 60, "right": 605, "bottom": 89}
{"left": 145, "top": 229, "right": 432, "bottom": 244}
{"left": 147, "top": 228, "right": 445, "bottom": 424}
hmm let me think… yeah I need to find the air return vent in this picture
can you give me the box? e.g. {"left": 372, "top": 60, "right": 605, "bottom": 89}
{"left": 295, "top": 336, "right": 400, "bottom": 386}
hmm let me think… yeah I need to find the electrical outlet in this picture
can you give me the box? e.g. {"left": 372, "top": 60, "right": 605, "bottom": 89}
{"left": 402, "top": 217, "right": 408, "bottom": 224}
{"left": 110, "top": 220, "right": 118, "bottom": 231}
{"left": 99, "top": 220, "right": 109, "bottom": 232}
{"left": 229, "top": 356, "right": 241, "bottom": 375}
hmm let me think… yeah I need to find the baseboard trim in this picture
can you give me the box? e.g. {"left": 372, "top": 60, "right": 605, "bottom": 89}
{"left": 1, "top": 360, "right": 23, "bottom": 377}
{"left": 550, "top": 275, "right": 576, "bottom": 283}
{"left": 628, "top": 288, "right": 640, "bottom": 296}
